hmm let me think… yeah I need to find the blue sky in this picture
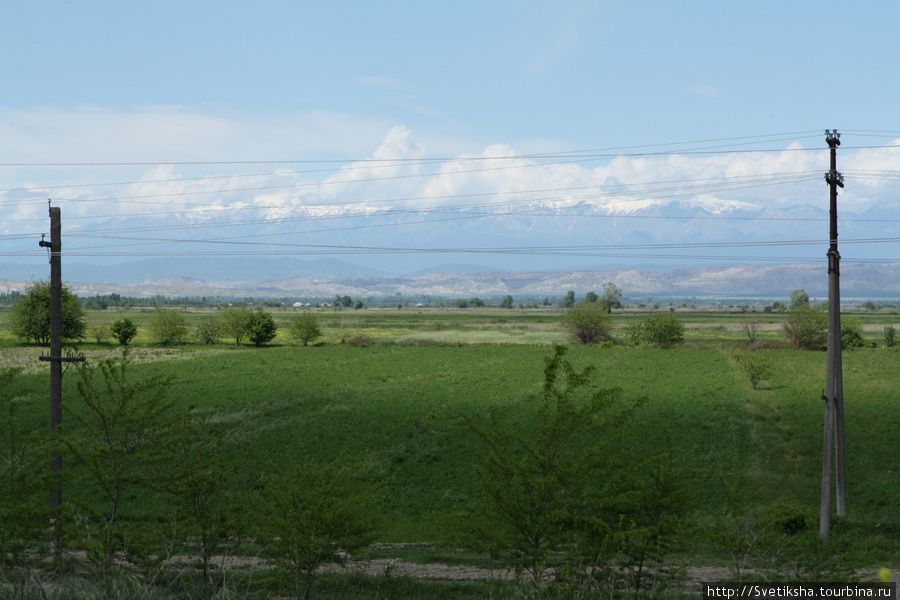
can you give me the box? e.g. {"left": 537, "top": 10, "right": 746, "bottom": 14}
{"left": 1, "top": 1, "right": 898, "bottom": 273}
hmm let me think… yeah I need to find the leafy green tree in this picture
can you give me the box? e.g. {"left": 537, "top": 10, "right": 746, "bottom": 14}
{"left": 627, "top": 312, "right": 684, "bottom": 348}
{"left": 789, "top": 289, "right": 810, "bottom": 309}
{"left": 454, "top": 299, "right": 468, "bottom": 308}
{"left": 885, "top": 325, "right": 896, "bottom": 348}
{"left": 782, "top": 304, "right": 826, "bottom": 350}
{"left": 67, "top": 350, "right": 181, "bottom": 568}
{"left": 600, "top": 282, "right": 623, "bottom": 313}
{"left": 247, "top": 310, "right": 277, "bottom": 346}
{"left": 110, "top": 318, "right": 137, "bottom": 346}
{"left": 147, "top": 308, "right": 189, "bottom": 345}
{"left": 584, "top": 291, "right": 599, "bottom": 303}
{"left": 499, "top": 295, "right": 514, "bottom": 309}
{"left": 561, "top": 301, "right": 613, "bottom": 345}
{"left": 771, "top": 301, "right": 787, "bottom": 311}
{"left": 467, "top": 346, "right": 641, "bottom": 585}
{"left": 334, "top": 295, "right": 352, "bottom": 308}
{"left": 194, "top": 316, "right": 222, "bottom": 345}
{"left": 9, "top": 280, "right": 85, "bottom": 344}
{"left": 288, "top": 313, "right": 321, "bottom": 346}
{"left": 560, "top": 290, "right": 576, "bottom": 308}
{"left": 255, "top": 454, "right": 376, "bottom": 600}
{"left": 469, "top": 297, "right": 485, "bottom": 308}
{"left": 732, "top": 350, "right": 776, "bottom": 389}
{"left": 221, "top": 306, "right": 252, "bottom": 345}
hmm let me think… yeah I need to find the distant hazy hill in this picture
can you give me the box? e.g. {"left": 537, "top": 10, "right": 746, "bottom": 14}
{"left": 3, "top": 261, "right": 898, "bottom": 300}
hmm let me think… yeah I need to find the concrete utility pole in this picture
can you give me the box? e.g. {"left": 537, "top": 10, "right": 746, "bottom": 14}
{"left": 38, "top": 205, "right": 83, "bottom": 529}
{"left": 820, "top": 130, "right": 846, "bottom": 543}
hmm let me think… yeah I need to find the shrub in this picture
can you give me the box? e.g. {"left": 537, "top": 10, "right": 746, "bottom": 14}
{"left": 840, "top": 318, "right": 869, "bottom": 349}
{"left": 627, "top": 312, "right": 684, "bottom": 348}
{"left": 88, "top": 322, "right": 109, "bottom": 343}
{"left": 883, "top": 325, "right": 896, "bottom": 348}
{"left": 782, "top": 304, "right": 826, "bottom": 350}
{"left": 560, "top": 301, "right": 613, "bottom": 345}
{"left": 147, "top": 309, "right": 189, "bottom": 346}
{"left": 110, "top": 318, "right": 138, "bottom": 346}
{"left": 732, "top": 350, "right": 775, "bottom": 390}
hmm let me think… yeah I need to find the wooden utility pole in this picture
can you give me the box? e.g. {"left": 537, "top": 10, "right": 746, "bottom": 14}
{"left": 39, "top": 206, "right": 64, "bottom": 514}
{"left": 820, "top": 130, "right": 846, "bottom": 543}
{"left": 38, "top": 205, "right": 83, "bottom": 535}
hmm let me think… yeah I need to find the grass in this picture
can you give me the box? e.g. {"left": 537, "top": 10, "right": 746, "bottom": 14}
{"left": 2, "top": 307, "right": 899, "bottom": 597}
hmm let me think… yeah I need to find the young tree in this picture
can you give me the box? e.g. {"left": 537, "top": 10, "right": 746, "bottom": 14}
{"left": 467, "top": 346, "right": 641, "bottom": 585}
{"left": 560, "top": 290, "right": 576, "bottom": 308}
{"left": 288, "top": 313, "right": 321, "bottom": 346}
{"left": 9, "top": 280, "right": 85, "bottom": 344}
{"left": 110, "top": 318, "right": 138, "bottom": 346}
{"left": 221, "top": 306, "right": 252, "bottom": 345}
{"left": 147, "top": 308, "right": 189, "bottom": 345}
{"left": 561, "top": 301, "right": 613, "bottom": 345}
{"left": 255, "top": 454, "right": 376, "bottom": 600}
{"left": 499, "top": 295, "right": 514, "bottom": 309}
{"left": 66, "top": 350, "right": 181, "bottom": 567}
{"left": 247, "top": 310, "right": 277, "bottom": 346}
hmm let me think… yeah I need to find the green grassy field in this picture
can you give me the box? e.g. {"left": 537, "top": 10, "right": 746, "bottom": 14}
{"left": 1, "top": 307, "right": 899, "bottom": 597}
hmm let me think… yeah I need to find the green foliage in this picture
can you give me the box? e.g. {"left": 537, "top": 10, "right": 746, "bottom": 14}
{"left": 626, "top": 312, "right": 684, "bottom": 348}
{"left": 840, "top": 317, "right": 870, "bottom": 349}
{"left": 194, "top": 315, "right": 222, "bottom": 344}
{"left": 467, "top": 346, "right": 639, "bottom": 585}
{"left": 789, "top": 289, "right": 810, "bottom": 309}
{"left": 560, "top": 290, "right": 576, "bottom": 308}
{"left": 499, "top": 295, "right": 514, "bottom": 309}
{"left": 732, "top": 350, "right": 776, "bottom": 389}
{"left": 560, "top": 301, "right": 613, "bottom": 345}
{"left": 288, "top": 312, "right": 321, "bottom": 346}
{"left": 9, "top": 280, "right": 86, "bottom": 344}
{"left": 147, "top": 308, "right": 189, "bottom": 345}
{"left": 771, "top": 301, "right": 787, "bottom": 311}
{"left": 87, "top": 321, "right": 109, "bottom": 343}
{"left": 884, "top": 325, "right": 896, "bottom": 348}
{"left": 782, "top": 304, "right": 826, "bottom": 350}
{"left": 255, "top": 453, "right": 377, "bottom": 600}
{"left": 66, "top": 350, "right": 181, "bottom": 567}
{"left": 221, "top": 305, "right": 252, "bottom": 345}
{"left": 468, "top": 297, "right": 485, "bottom": 308}
{"left": 0, "top": 367, "right": 48, "bottom": 564}
{"left": 109, "top": 318, "right": 137, "bottom": 346}
{"left": 246, "top": 309, "right": 277, "bottom": 346}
